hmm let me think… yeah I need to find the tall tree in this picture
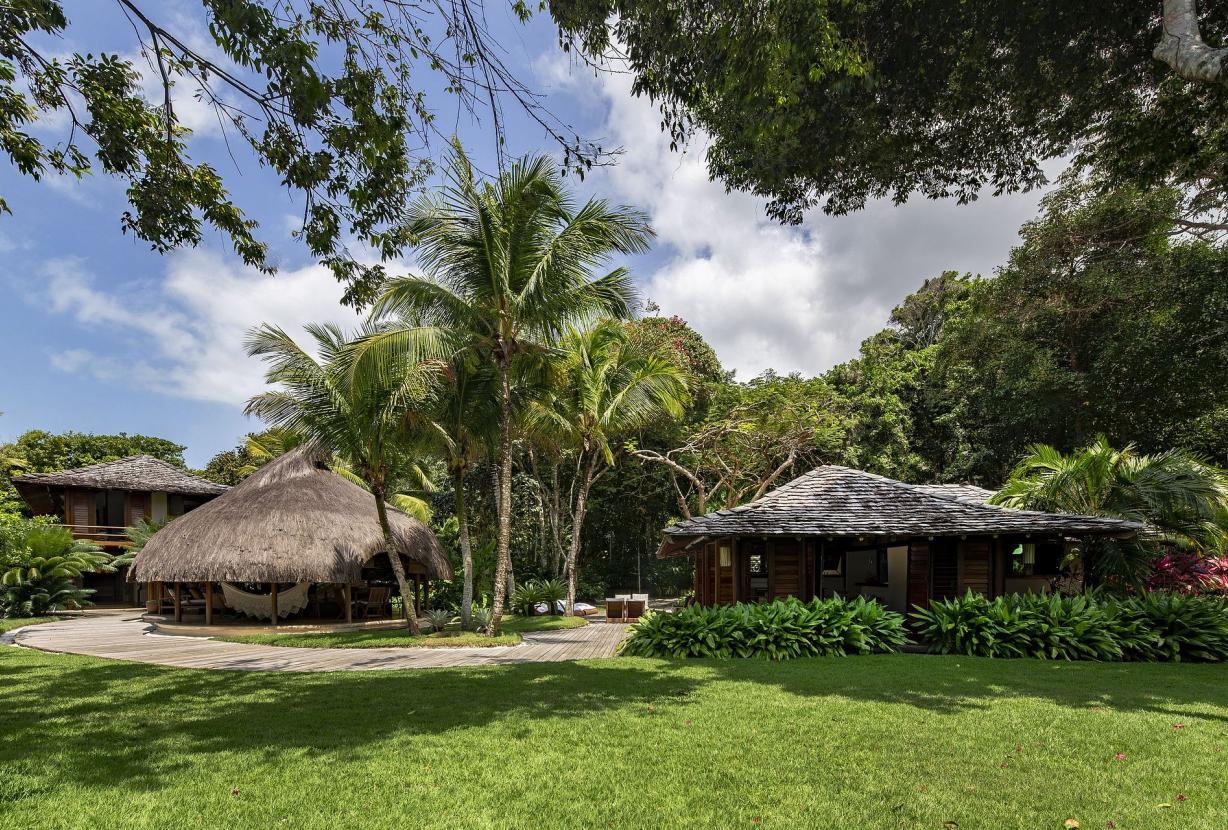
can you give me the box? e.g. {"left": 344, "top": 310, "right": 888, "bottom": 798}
{"left": 360, "top": 145, "right": 651, "bottom": 632}
{"left": 245, "top": 322, "right": 439, "bottom": 632}
{"left": 1, "top": 2, "right": 609, "bottom": 303}
{"left": 991, "top": 438, "right": 1228, "bottom": 587}
{"left": 526, "top": 320, "right": 687, "bottom": 612}
{"left": 552, "top": 1, "right": 1228, "bottom": 232}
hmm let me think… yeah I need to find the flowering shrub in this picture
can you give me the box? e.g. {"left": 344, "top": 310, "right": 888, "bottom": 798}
{"left": 1148, "top": 553, "right": 1228, "bottom": 595}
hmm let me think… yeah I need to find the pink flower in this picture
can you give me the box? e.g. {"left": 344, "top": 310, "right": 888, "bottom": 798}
{"left": 1113, "top": 753, "right": 1127, "bottom": 761}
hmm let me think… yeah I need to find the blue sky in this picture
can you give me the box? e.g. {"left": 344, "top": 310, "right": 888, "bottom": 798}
{"left": 0, "top": 1, "right": 1054, "bottom": 467}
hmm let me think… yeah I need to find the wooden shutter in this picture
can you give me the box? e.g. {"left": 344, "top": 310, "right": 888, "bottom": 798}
{"left": 66, "top": 490, "right": 93, "bottom": 529}
{"left": 125, "top": 492, "right": 149, "bottom": 526}
{"left": 959, "top": 541, "right": 991, "bottom": 596}
{"left": 907, "top": 541, "right": 930, "bottom": 609}
{"left": 931, "top": 539, "right": 959, "bottom": 601}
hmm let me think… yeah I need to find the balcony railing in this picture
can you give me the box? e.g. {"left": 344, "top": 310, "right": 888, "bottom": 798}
{"left": 65, "top": 524, "right": 132, "bottom": 547}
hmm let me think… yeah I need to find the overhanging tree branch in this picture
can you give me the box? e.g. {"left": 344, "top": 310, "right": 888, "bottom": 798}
{"left": 1154, "top": 0, "right": 1228, "bottom": 85}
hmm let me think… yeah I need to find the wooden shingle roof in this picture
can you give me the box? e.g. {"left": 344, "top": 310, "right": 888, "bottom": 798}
{"left": 664, "top": 466, "right": 1139, "bottom": 540}
{"left": 13, "top": 455, "right": 227, "bottom": 496}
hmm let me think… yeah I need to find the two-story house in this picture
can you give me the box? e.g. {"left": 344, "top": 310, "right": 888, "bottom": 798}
{"left": 12, "top": 455, "right": 227, "bottom": 605}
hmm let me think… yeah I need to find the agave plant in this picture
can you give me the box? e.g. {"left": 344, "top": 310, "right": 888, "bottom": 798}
{"left": 471, "top": 606, "right": 493, "bottom": 632}
{"left": 425, "top": 608, "right": 453, "bottom": 633}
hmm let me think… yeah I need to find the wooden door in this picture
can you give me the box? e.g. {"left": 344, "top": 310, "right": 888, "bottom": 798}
{"left": 772, "top": 540, "right": 802, "bottom": 600}
{"left": 931, "top": 539, "right": 959, "bottom": 601}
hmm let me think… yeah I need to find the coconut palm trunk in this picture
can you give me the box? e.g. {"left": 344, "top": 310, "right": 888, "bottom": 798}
{"left": 489, "top": 359, "right": 515, "bottom": 633}
{"left": 454, "top": 466, "right": 476, "bottom": 629}
{"left": 373, "top": 488, "right": 421, "bottom": 634}
{"left": 564, "top": 453, "right": 599, "bottom": 614}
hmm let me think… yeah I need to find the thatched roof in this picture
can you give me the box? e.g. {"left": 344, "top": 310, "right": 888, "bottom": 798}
{"left": 13, "top": 455, "right": 227, "bottom": 496}
{"left": 129, "top": 449, "right": 450, "bottom": 583}
{"left": 661, "top": 466, "right": 1139, "bottom": 550}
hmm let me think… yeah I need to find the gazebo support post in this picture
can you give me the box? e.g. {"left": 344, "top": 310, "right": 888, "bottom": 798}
{"left": 146, "top": 580, "right": 154, "bottom": 613}
{"left": 344, "top": 583, "right": 353, "bottom": 624}
{"left": 424, "top": 579, "right": 430, "bottom": 613}
{"left": 270, "top": 582, "right": 279, "bottom": 627}
{"left": 173, "top": 582, "right": 182, "bottom": 623}
{"left": 204, "top": 581, "right": 213, "bottom": 626}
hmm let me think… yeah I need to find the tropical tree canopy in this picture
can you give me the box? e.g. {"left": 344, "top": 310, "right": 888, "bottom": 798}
{"left": 244, "top": 321, "right": 441, "bottom": 632}
{"left": 359, "top": 144, "right": 653, "bottom": 632}
{"left": 991, "top": 438, "right": 1228, "bottom": 586}
{"left": 552, "top": 1, "right": 1228, "bottom": 232}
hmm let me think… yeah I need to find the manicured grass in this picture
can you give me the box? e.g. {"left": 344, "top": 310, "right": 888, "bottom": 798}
{"left": 214, "top": 615, "right": 586, "bottom": 649}
{"left": 0, "top": 616, "right": 57, "bottom": 635}
{"left": 2, "top": 649, "right": 1226, "bottom": 829}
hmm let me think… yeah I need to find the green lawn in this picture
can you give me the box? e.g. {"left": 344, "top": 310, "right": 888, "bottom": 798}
{"left": 214, "top": 614, "right": 586, "bottom": 649}
{"left": 0, "top": 616, "right": 58, "bottom": 635}
{"left": 2, "top": 650, "right": 1226, "bottom": 830}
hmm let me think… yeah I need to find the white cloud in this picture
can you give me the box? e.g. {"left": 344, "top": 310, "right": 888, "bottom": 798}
{"left": 41, "top": 251, "right": 363, "bottom": 405}
{"left": 571, "top": 63, "right": 1052, "bottom": 378}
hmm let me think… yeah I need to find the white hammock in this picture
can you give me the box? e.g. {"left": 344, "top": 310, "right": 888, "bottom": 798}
{"left": 220, "top": 582, "right": 311, "bottom": 620}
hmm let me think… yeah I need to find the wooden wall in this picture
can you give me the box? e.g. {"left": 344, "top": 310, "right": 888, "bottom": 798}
{"left": 772, "top": 539, "right": 802, "bottom": 600}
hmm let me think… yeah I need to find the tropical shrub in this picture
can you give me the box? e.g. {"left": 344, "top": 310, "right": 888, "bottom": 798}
{"left": 912, "top": 590, "right": 1228, "bottom": 662}
{"left": 0, "top": 523, "right": 113, "bottom": 617}
{"left": 471, "top": 606, "right": 493, "bottom": 632}
{"left": 538, "top": 578, "right": 567, "bottom": 614}
{"left": 1148, "top": 552, "right": 1228, "bottom": 595}
{"left": 619, "top": 596, "right": 908, "bottom": 660}
{"left": 509, "top": 581, "right": 546, "bottom": 616}
{"left": 425, "top": 608, "right": 453, "bottom": 632}
{"left": 510, "top": 579, "right": 571, "bottom": 616}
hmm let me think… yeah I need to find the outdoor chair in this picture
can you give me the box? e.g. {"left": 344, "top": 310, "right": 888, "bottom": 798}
{"left": 605, "top": 597, "right": 627, "bottom": 623}
{"left": 354, "top": 586, "right": 391, "bottom": 620}
{"left": 625, "top": 597, "right": 647, "bottom": 621}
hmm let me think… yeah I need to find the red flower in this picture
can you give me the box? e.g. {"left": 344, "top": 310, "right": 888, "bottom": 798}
{"left": 1113, "top": 753, "right": 1127, "bottom": 761}
{"left": 1173, "top": 723, "right": 1187, "bottom": 730}
{"left": 1176, "top": 794, "right": 1187, "bottom": 802}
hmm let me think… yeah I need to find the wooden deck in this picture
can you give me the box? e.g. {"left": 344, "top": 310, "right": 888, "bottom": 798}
{"left": 7, "top": 610, "right": 631, "bottom": 672}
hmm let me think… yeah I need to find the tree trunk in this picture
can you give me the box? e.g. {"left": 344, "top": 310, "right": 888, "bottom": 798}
{"left": 489, "top": 359, "right": 515, "bottom": 634}
{"left": 564, "top": 453, "right": 599, "bottom": 615}
{"left": 454, "top": 466, "right": 475, "bottom": 630}
{"left": 1155, "top": 0, "right": 1228, "bottom": 85}
{"left": 374, "top": 489, "right": 420, "bottom": 634}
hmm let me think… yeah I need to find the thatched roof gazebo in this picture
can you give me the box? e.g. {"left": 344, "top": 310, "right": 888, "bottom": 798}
{"left": 130, "top": 448, "right": 450, "bottom": 625}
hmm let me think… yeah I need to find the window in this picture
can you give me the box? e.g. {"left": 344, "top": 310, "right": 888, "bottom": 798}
{"left": 821, "top": 551, "right": 843, "bottom": 576}
{"left": 1010, "top": 542, "right": 1065, "bottom": 576}
{"left": 748, "top": 554, "right": 766, "bottom": 575}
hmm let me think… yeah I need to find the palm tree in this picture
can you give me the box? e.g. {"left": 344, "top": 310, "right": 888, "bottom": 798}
{"left": 358, "top": 145, "right": 652, "bottom": 632}
{"left": 245, "top": 322, "right": 440, "bottom": 633}
{"left": 426, "top": 354, "right": 499, "bottom": 628}
{"left": 991, "top": 436, "right": 1228, "bottom": 587}
{"left": 526, "top": 320, "right": 688, "bottom": 612}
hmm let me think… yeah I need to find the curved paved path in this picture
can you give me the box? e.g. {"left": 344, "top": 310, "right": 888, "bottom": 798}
{"left": 7, "top": 610, "right": 629, "bottom": 672}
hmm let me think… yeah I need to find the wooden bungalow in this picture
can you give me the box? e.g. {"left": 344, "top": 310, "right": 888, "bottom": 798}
{"left": 12, "top": 455, "right": 228, "bottom": 605}
{"left": 659, "top": 466, "right": 1141, "bottom": 611}
{"left": 128, "top": 448, "right": 451, "bottom": 626}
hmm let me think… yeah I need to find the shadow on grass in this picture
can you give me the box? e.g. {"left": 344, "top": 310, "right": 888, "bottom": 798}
{"left": 2, "top": 648, "right": 1225, "bottom": 796}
